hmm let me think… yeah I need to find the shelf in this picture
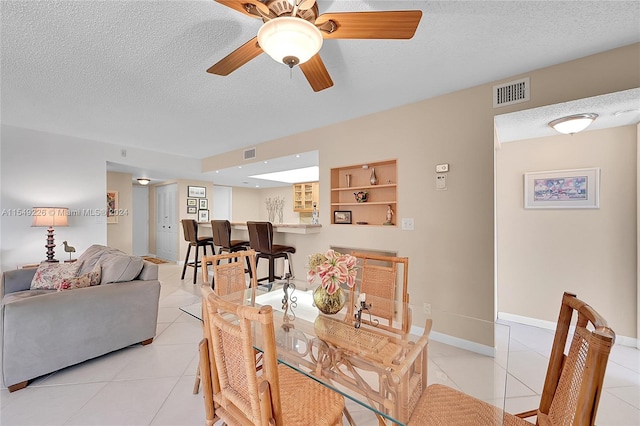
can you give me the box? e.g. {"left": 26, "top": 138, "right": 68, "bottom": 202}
{"left": 330, "top": 160, "right": 397, "bottom": 226}
{"left": 331, "top": 201, "right": 396, "bottom": 206}
{"left": 331, "top": 183, "right": 396, "bottom": 192}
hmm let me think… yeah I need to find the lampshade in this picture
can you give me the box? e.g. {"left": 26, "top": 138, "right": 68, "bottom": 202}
{"left": 31, "top": 207, "right": 69, "bottom": 227}
{"left": 137, "top": 178, "right": 151, "bottom": 185}
{"left": 548, "top": 113, "right": 598, "bottom": 135}
{"left": 257, "top": 17, "right": 323, "bottom": 67}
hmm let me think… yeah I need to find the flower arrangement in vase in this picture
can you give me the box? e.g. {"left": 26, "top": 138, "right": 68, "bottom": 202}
{"left": 307, "top": 249, "right": 358, "bottom": 314}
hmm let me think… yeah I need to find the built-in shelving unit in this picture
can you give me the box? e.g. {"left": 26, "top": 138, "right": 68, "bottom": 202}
{"left": 330, "top": 160, "right": 397, "bottom": 226}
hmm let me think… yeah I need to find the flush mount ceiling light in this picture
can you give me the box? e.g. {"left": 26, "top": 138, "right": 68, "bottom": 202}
{"left": 137, "top": 178, "right": 151, "bottom": 185}
{"left": 257, "top": 17, "right": 323, "bottom": 68}
{"left": 548, "top": 113, "right": 598, "bottom": 135}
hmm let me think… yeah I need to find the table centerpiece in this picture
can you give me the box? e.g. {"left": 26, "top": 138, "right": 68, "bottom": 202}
{"left": 307, "top": 249, "right": 358, "bottom": 314}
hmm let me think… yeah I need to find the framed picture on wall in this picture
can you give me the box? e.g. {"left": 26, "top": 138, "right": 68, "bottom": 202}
{"left": 187, "top": 198, "right": 197, "bottom": 207}
{"left": 106, "top": 190, "right": 118, "bottom": 224}
{"left": 199, "top": 199, "right": 208, "bottom": 210}
{"left": 524, "top": 168, "right": 600, "bottom": 209}
{"left": 334, "top": 210, "right": 352, "bottom": 224}
{"left": 188, "top": 186, "right": 206, "bottom": 198}
{"left": 198, "top": 209, "right": 209, "bottom": 222}
{"left": 187, "top": 206, "right": 197, "bottom": 214}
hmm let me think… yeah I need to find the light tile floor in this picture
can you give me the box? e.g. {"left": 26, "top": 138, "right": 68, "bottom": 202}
{"left": 1, "top": 263, "right": 638, "bottom": 425}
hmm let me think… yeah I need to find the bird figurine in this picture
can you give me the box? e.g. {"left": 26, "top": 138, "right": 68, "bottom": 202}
{"left": 61, "top": 241, "right": 76, "bottom": 261}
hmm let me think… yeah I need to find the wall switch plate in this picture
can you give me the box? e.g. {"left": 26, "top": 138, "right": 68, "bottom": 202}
{"left": 423, "top": 303, "right": 431, "bottom": 314}
{"left": 435, "top": 163, "right": 449, "bottom": 173}
{"left": 401, "top": 218, "right": 414, "bottom": 230}
{"left": 436, "top": 174, "right": 447, "bottom": 190}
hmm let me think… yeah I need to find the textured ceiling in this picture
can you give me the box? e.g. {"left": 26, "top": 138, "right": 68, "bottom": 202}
{"left": 2, "top": 1, "right": 639, "bottom": 173}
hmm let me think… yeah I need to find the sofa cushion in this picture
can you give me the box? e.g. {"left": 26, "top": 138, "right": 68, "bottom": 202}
{"left": 99, "top": 254, "right": 143, "bottom": 284}
{"left": 57, "top": 265, "right": 102, "bottom": 291}
{"left": 30, "top": 262, "right": 81, "bottom": 290}
{"left": 77, "top": 244, "right": 109, "bottom": 275}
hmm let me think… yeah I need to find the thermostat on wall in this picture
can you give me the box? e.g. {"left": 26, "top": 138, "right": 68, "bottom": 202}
{"left": 435, "top": 163, "right": 449, "bottom": 173}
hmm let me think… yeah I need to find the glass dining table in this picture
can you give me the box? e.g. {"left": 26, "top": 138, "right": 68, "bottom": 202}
{"left": 181, "top": 280, "right": 510, "bottom": 426}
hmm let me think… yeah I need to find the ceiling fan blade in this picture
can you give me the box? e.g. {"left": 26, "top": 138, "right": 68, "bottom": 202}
{"left": 207, "top": 37, "right": 263, "bottom": 76}
{"left": 299, "top": 54, "right": 333, "bottom": 92}
{"left": 215, "top": 0, "right": 269, "bottom": 18}
{"left": 315, "top": 11, "right": 422, "bottom": 39}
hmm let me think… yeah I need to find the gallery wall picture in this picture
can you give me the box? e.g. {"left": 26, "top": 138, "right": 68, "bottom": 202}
{"left": 524, "top": 168, "right": 600, "bottom": 209}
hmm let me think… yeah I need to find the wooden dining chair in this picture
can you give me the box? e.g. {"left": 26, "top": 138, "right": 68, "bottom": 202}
{"left": 408, "top": 291, "right": 616, "bottom": 425}
{"left": 348, "top": 252, "right": 411, "bottom": 335}
{"left": 200, "top": 289, "right": 345, "bottom": 426}
{"left": 193, "top": 250, "right": 258, "bottom": 394}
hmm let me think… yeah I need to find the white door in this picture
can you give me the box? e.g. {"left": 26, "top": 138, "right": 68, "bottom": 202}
{"left": 213, "top": 185, "right": 232, "bottom": 220}
{"left": 132, "top": 185, "right": 149, "bottom": 256}
{"left": 156, "top": 183, "right": 178, "bottom": 261}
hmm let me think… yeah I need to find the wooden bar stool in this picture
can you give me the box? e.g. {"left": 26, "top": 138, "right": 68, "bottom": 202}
{"left": 211, "top": 220, "right": 249, "bottom": 256}
{"left": 247, "top": 221, "right": 295, "bottom": 283}
{"left": 180, "top": 219, "right": 214, "bottom": 284}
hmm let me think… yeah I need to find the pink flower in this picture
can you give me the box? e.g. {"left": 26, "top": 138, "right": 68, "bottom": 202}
{"left": 307, "top": 249, "right": 358, "bottom": 295}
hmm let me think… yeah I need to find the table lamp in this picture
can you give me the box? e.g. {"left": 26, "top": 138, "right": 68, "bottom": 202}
{"left": 32, "top": 207, "right": 68, "bottom": 262}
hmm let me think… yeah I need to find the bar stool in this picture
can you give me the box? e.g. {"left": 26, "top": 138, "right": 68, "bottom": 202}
{"left": 247, "top": 221, "right": 295, "bottom": 283}
{"left": 180, "top": 219, "right": 214, "bottom": 284}
{"left": 211, "top": 220, "right": 249, "bottom": 256}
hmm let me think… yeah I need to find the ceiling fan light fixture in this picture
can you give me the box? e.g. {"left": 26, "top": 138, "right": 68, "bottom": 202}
{"left": 257, "top": 17, "right": 323, "bottom": 67}
{"left": 548, "top": 113, "right": 598, "bottom": 135}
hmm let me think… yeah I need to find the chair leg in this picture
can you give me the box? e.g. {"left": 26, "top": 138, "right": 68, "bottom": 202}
{"left": 193, "top": 244, "right": 200, "bottom": 284}
{"left": 268, "top": 256, "right": 275, "bottom": 283}
{"left": 181, "top": 244, "right": 192, "bottom": 279}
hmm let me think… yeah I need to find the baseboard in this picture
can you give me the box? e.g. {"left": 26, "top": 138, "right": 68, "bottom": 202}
{"left": 410, "top": 325, "right": 496, "bottom": 357}
{"left": 498, "top": 312, "right": 638, "bottom": 348}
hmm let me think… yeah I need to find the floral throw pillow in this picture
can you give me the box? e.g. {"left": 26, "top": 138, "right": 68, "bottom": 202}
{"left": 30, "top": 262, "right": 81, "bottom": 290}
{"left": 57, "top": 265, "right": 102, "bottom": 292}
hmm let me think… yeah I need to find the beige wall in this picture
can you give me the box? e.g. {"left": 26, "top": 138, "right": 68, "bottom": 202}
{"left": 202, "top": 43, "right": 640, "bottom": 344}
{"left": 106, "top": 172, "right": 133, "bottom": 254}
{"left": 496, "top": 126, "right": 637, "bottom": 338}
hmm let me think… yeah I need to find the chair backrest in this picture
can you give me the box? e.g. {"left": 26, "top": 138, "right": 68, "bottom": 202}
{"left": 201, "top": 250, "right": 257, "bottom": 296}
{"left": 538, "top": 292, "right": 615, "bottom": 425}
{"left": 203, "top": 288, "right": 283, "bottom": 426}
{"left": 247, "top": 221, "right": 274, "bottom": 253}
{"left": 211, "top": 220, "right": 232, "bottom": 249}
{"left": 181, "top": 219, "right": 198, "bottom": 244}
{"left": 348, "top": 252, "right": 410, "bottom": 335}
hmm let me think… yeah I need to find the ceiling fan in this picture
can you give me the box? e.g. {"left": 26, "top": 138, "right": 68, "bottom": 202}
{"left": 207, "top": 0, "right": 422, "bottom": 92}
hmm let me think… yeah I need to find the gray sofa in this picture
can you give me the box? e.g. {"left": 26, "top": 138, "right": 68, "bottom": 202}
{"left": 1, "top": 245, "right": 161, "bottom": 392}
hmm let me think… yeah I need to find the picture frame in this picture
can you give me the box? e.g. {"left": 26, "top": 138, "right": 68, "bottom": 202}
{"left": 199, "top": 199, "right": 208, "bottom": 210}
{"left": 187, "top": 198, "right": 197, "bottom": 207}
{"left": 334, "top": 210, "right": 352, "bottom": 224}
{"left": 187, "top": 206, "right": 197, "bottom": 214}
{"left": 106, "top": 190, "right": 118, "bottom": 224}
{"left": 188, "top": 185, "right": 206, "bottom": 198}
{"left": 524, "top": 167, "right": 600, "bottom": 209}
{"left": 198, "top": 209, "right": 209, "bottom": 222}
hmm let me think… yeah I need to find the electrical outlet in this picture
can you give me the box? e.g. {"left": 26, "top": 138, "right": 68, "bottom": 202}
{"left": 423, "top": 303, "right": 431, "bottom": 315}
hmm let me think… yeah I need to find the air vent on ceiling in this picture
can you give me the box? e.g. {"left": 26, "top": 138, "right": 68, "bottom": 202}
{"left": 493, "top": 77, "right": 530, "bottom": 108}
{"left": 243, "top": 147, "right": 256, "bottom": 160}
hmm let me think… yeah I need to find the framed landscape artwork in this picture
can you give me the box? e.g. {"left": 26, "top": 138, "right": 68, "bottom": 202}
{"left": 524, "top": 168, "right": 600, "bottom": 209}
{"left": 188, "top": 186, "right": 206, "bottom": 198}
{"left": 334, "top": 210, "right": 352, "bottom": 224}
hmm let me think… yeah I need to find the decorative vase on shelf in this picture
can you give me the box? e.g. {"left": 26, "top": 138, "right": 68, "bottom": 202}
{"left": 313, "top": 286, "right": 346, "bottom": 315}
{"left": 370, "top": 168, "right": 378, "bottom": 185}
{"left": 354, "top": 191, "right": 368, "bottom": 203}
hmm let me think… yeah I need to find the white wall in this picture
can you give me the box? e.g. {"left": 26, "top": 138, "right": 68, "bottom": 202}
{"left": 1, "top": 126, "right": 107, "bottom": 268}
{"left": 0, "top": 125, "right": 203, "bottom": 270}
{"left": 497, "top": 126, "right": 637, "bottom": 339}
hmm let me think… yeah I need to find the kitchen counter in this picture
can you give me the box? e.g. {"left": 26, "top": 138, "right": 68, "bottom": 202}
{"left": 198, "top": 222, "right": 322, "bottom": 234}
